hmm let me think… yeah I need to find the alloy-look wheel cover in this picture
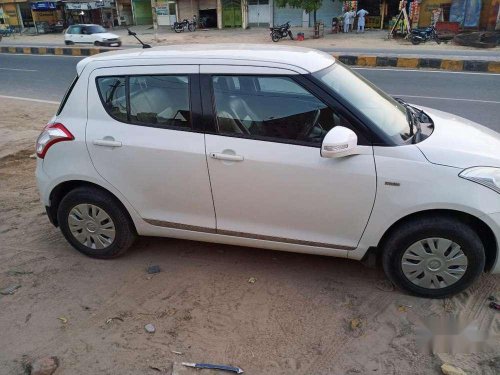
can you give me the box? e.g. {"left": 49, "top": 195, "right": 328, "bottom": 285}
{"left": 68, "top": 204, "right": 116, "bottom": 249}
{"left": 401, "top": 237, "right": 468, "bottom": 289}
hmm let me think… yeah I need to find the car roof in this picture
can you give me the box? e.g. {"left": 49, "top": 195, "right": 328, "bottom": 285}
{"left": 76, "top": 44, "right": 335, "bottom": 75}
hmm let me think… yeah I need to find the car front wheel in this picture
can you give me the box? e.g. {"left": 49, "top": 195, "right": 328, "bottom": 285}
{"left": 382, "top": 216, "right": 485, "bottom": 298}
{"left": 57, "top": 187, "right": 136, "bottom": 259}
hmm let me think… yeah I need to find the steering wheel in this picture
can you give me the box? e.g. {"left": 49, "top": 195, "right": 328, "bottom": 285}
{"left": 298, "top": 109, "right": 321, "bottom": 141}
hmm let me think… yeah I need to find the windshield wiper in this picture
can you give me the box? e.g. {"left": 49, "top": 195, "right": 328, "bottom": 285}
{"left": 394, "top": 97, "right": 417, "bottom": 140}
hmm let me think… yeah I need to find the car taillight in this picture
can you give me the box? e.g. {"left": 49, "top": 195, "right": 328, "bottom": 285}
{"left": 36, "top": 123, "right": 74, "bottom": 159}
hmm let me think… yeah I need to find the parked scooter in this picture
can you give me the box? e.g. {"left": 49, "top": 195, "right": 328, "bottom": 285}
{"left": 410, "top": 25, "right": 440, "bottom": 45}
{"left": 173, "top": 17, "right": 196, "bottom": 33}
{"left": 270, "top": 21, "right": 293, "bottom": 42}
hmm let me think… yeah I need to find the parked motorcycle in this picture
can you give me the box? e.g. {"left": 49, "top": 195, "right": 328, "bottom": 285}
{"left": 173, "top": 18, "right": 195, "bottom": 33}
{"left": 410, "top": 25, "right": 440, "bottom": 45}
{"left": 270, "top": 21, "right": 293, "bottom": 42}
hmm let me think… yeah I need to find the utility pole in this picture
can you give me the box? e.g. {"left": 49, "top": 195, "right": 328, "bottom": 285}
{"left": 150, "top": 0, "right": 158, "bottom": 42}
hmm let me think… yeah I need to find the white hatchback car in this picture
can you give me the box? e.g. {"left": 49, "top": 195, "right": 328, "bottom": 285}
{"left": 36, "top": 45, "right": 500, "bottom": 298}
{"left": 65, "top": 24, "right": 121, "bottom": 47}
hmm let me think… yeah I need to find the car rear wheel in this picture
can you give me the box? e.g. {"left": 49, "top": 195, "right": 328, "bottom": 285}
{"left": 94, "top": 41, "right": 101, "bottom": 46}
{"left": 382, "top": 216, "right": 485, "bottom": 298}
{"left": 57, "top": 187, "right": 136, "bottom": 259}
{"left": 64, "top": 40, "right": 74, "bottom": 45}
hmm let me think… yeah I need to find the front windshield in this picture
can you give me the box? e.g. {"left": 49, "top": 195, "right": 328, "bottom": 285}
{"left": 87, "top": 25, "right": 106, "bottom": 34}
{"left": 314, "top": 63, "right": 411, "bottom": 144}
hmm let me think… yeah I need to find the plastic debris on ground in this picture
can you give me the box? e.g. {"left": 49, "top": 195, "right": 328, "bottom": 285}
{"left": 182, "top": 362, "right": 244, "bottom": 373}
{"left": 147, "top": 265, "right": 161, "bottom": 274}
{"left": 0, "top": 284, "right": 21, "bottom": 295}
{"left": 145, "top": 323, "right": 156, "bottom": 333}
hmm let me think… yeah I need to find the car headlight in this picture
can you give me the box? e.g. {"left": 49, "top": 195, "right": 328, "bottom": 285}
{"left": 459, "top": 167, "right": 500, "bottom": 194}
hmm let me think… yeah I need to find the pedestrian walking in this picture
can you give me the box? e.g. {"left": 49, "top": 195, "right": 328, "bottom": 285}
{"left": 342, "top": 9, "right": 351, "bottom": 33}
{"left": 357, "top": 8, "right": 369, "bottom": 33}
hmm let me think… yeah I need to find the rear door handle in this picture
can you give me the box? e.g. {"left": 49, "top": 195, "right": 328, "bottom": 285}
{"left": 210, "top": 152, "right": 244, "bottom": 162}
{"left": 93, "top": 139, "right": 122, "bottom": 148}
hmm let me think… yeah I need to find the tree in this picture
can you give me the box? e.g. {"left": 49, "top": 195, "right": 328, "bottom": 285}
{"left": 275, "top": 0, "right": 327, "bottom": 25}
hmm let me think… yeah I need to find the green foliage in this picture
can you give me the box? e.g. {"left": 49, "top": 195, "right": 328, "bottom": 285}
{"left": 274, "top": 0, "right": 323, "bottom": 14}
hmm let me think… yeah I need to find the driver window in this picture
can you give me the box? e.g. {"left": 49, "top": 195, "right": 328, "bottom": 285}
{"left": 212, "top": 75, "right": 350, "bottom": 145}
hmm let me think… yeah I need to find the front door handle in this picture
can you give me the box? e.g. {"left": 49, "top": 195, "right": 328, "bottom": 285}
{"left": 93, "top": 139, "right": 122, "bottom": 148}
{"left": 210, "top": 152, "right": 244, "bottom": 162}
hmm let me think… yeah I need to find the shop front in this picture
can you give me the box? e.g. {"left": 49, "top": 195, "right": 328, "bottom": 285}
{"left": 340, "top": 0, "right": 410, "bottom": 29}
{"left": 31, "top": 1, "right": 64, "bottom": 32}
{"left": 156, "top": 1, "right": 176, "bottom": 26}
{"left": 0, "top": 1, "right": 22, "bottom": 30}
{"left": 65, "top": 1, "right": 116, "bottom": 26}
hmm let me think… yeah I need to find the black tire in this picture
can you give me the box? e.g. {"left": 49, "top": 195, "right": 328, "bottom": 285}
{"left": 188, "top": 24, "right": 195, "bottom": 32}
{"left": 271, "top": 31, "right": 280, "bottom": 42}
{"left": 57, "top": 187, "right": 137, "bottom": 259}
{"left": 382, "top": 216, "right": 485, "bottom": 298}
{"left": 94, "top": 41, "right": 101, "bottom": 46}
{"left": 411, "top": 36, "right": 421, "bottom": 45}
{"left": 64, "top": 40, "right": 73, "bottom": 45}
{"left": 174, "top": 25, "right": 183, "bottom": 33}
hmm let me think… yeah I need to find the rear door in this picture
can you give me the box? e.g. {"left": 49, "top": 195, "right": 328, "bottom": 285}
{"left": 86, "top": 65, "right": 216, "bottom": 231}
{"left": 201, "top": 65, "right": 377, "bottom": 250}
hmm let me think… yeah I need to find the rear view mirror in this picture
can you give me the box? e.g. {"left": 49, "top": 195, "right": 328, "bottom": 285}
{"left": 321, "top": 126, "right": 358, "bottom": 158}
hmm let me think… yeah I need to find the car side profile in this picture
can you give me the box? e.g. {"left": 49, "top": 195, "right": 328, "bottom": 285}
{"left": 36, "top": 45, "right": 500, "bottom": 298}
{"left": 65, "top": 24, "right": 121, "bottom": 47}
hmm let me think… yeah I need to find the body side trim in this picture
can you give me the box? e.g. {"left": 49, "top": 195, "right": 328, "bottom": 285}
{"left": 144, "top": 218, "right": 356, "bottom": 250}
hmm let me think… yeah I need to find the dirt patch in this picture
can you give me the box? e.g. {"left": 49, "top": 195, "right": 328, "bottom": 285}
{"left": 0, "top": 99, "right": 499, "bottom": 375}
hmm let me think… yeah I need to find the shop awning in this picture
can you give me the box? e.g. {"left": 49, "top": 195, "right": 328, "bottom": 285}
{"left": 64, "top": 1, "right": 114, "bottom": 10}
{"left": 31, "top": 2, "right": 58, "bottom": 11}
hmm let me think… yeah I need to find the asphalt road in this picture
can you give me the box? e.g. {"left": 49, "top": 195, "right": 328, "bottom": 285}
{"left": 1, "top": 53, "right": 499, "bottom": 131}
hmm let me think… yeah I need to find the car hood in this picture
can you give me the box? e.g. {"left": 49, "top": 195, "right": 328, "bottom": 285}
{"left": 94, "top": 32, "right": 120, "bottom": 39}
{"left": 415, "top": 106, "right": 500, "bottom": 169}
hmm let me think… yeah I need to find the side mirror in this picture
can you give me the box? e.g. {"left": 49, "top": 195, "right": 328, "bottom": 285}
{"left": 321, "top": 126, "right": 358, "bottom": 158}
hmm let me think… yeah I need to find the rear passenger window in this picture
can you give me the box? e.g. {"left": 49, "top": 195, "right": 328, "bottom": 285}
{"left": 96, "top": 75, "right": 190, "bottom": 129}
{"left": 97, "top": 76, "right": 127, "bottom": 122}
{"left": 129, "top": 76, "right": 190, "bottom": 128}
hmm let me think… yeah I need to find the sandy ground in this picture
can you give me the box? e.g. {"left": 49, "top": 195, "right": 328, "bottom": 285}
{"left": 3, "top": 27, "right": 499, "bottom": 53}
{"left": 0, "top": 99, "right": 499, "bottom": 374}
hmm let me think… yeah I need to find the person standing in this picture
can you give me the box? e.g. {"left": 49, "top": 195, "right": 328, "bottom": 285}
{"left": 356, "top": 8, "right": 369, "bottom": 33}
{"left": 349, "top": 9, "right": 356, "bottom": 32}
{"left": 343, "top": 9, "right": 351, "bottom": 33}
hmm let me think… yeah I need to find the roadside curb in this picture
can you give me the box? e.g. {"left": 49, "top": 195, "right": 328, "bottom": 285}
{"left": 333, "top": 54, "right": 500, "bottom": 73}
{"left": 0, "top": 45, "right": 114, "bottom": 57}
{"left": 1, "top": 45, "right": 499, "bottom": 73}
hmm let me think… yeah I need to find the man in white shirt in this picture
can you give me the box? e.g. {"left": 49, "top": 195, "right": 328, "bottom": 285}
{"left": 343, "top": 9, "right": 351, "bottom": 33}
{"left": 356, "top": 8, "right": 369, "bottom": 33}
{"left": 349, "top": 9, "right": 356, "bottom": 32}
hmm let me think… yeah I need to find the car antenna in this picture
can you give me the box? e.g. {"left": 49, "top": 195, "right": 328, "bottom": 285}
{"left": 127, "top": 28, "right": 152, "bottom": 49}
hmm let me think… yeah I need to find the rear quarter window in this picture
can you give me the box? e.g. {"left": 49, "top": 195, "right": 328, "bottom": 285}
{"left": 56, "top": 76, "right": 79, "bottom": 115}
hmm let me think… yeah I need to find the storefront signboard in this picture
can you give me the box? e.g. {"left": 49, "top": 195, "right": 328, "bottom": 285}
{"left": 31, "top": 2, "right": 57, "bottom": 11}
{"left": 65, "top": 1, "right": 113, "bottom": 10}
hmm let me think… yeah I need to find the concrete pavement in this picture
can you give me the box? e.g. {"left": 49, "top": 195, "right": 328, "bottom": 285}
{"left": 0, "top": 54, "right": 498, "bottom": 131}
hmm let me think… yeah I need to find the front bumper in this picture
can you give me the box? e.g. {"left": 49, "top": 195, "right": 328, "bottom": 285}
{"left": 100, "top": 40, "right": 121, "bottom": 47}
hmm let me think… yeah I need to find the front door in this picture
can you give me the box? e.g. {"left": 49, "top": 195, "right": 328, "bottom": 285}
{"left": 202, "top": 69, "right": 376, "bottom": 250}
{"left": 222, "top": 0, "right": 242, "bottom": 27}
{"left": 86, "top": 65, "right": 216, "bottom": 230}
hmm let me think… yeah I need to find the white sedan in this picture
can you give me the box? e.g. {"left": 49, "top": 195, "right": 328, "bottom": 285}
{"left": 64, "top": 24, "right": 121, "bottom": 47}
{"left": 35, "top": 45, "right": 500, "bottom": 298}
